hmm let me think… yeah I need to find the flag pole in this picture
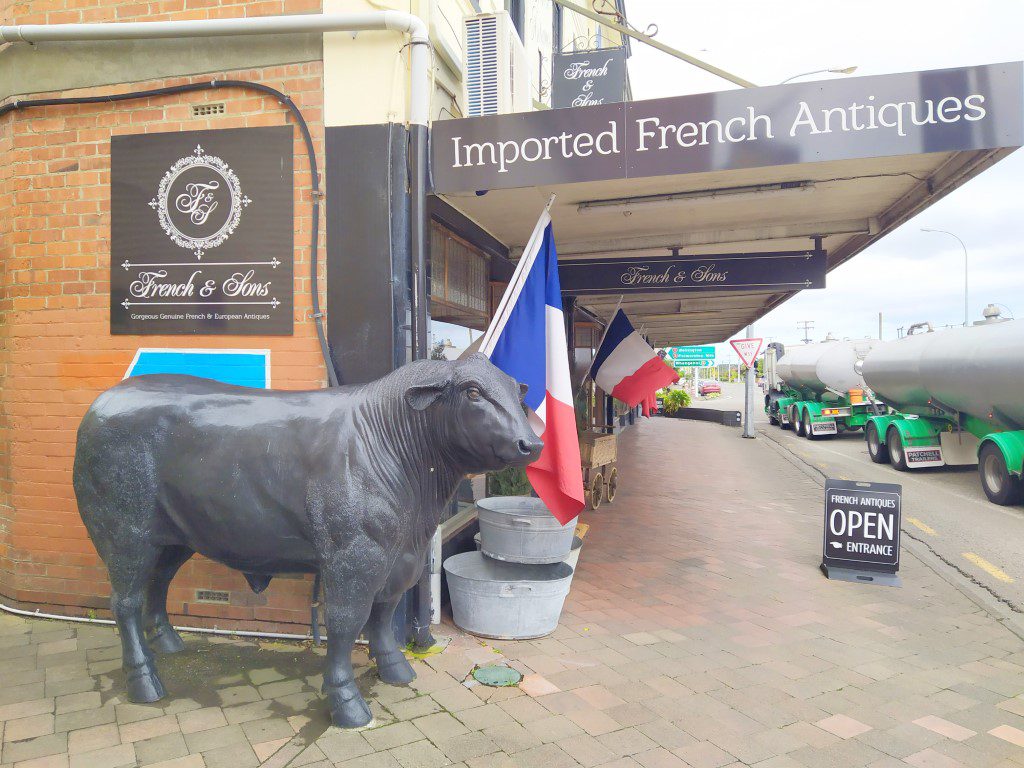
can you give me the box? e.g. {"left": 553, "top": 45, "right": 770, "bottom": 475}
{"left": 577, "top": 294, "right": 623, "bottom": 397}
{"left": 479, "top": 194, "right": 557, "bottom": 354}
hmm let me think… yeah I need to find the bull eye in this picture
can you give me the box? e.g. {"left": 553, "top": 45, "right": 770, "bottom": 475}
{"left": 466, "top": 387, "right": 482, "bottom": 401}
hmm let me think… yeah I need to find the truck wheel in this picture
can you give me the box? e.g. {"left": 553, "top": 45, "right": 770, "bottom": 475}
{"left": 866, "top": 422, "right": 889, "bottom": 464}
{"left": 804, "top": 409, "right": 819, "bottom": 440}
{"left": 979, "top": 443, "right": 1022, "bottom": 506}
{"left": 887, "top": 428, "right": 909, "bottom": 471}
{"left": 791, "top": 406, "right": 804, "bottom": 436}
{"left": 769, "top": 414, "right": 779, "bottom": 426}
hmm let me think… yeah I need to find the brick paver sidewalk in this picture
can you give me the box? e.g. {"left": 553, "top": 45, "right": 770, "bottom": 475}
{"left": 3, "top": 418, "right": 1024, "bottom": 767}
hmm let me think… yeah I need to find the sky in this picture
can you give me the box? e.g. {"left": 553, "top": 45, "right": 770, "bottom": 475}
{"left": 622, "top": 0, "right": 1024, "bottom": 363}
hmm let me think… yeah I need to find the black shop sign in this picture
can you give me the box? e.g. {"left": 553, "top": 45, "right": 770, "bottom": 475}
{"left": 559, "top": 249, "right": 826, "bottom": 295}
{"left": 821, "top": 479, "right": 902, "bottom": 585}
{"left": 111, "top": 126, "right": 293, "bottom": 335}
{"left": 432, "top": 61, "right": 1023, "bottom": 194}
{"left": 552, "top": 47, "right": 627, "bottom": 109}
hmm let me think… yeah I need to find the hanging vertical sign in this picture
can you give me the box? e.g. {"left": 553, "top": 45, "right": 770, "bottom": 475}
{"left": 110, "top": 126, "right": 294, "bottom": 335}
{"left": 552, "top": 47, "right": 628, "bottom": 109}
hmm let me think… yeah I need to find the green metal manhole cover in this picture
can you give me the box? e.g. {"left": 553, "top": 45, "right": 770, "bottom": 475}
{"left": 472, "top": 665, "right": 522, "bottom": 687}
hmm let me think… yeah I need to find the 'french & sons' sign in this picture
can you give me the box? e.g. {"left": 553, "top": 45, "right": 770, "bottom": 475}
{"left": 111, "top": 126, "right": 294, "bottom": 335}
{"left": 559, "top": 249, "right": 826, "bottom": 295}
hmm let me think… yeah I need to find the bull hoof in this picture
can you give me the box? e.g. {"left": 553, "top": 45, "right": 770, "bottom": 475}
{"left": 375, "top": 651, "right": 416, "bottom": 685}
{"left": 126, "top": 665, "right": 166, "bottom": 703}
{"left": 147, "top": 626, "right": 186, "bottom": 654}
{"left": 324, "top": 683, "right": 372, "bottom": 729}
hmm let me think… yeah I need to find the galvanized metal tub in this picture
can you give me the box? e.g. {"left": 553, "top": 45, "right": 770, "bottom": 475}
{"left": 477, "top": 496, "right": 577, "bottom": 564}
{"left": 474, "top": 531, "right": 584, "bottom": 570}
{"left": 444, "top": 552, "right": 573, "bottom": 640}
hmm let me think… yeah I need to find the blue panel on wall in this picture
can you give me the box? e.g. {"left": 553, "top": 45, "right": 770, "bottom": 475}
{"left": 125, "top": 349, "right": 270, "bottom": 389}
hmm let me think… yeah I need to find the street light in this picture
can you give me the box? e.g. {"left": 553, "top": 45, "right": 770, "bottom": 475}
{"left": 921, "top": 228, "right": 969, "bottom": 326}
{"left": 779, "top": 66, "right": 858, "bottom": 84}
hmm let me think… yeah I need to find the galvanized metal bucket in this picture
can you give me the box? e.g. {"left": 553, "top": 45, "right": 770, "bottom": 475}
{"left": 477, "top": 496, "right": 577, "bottom": 564}
{"left": 474, "top": 532, "right": 584, "bottom": 571}
{"left": 443, "top": 552, "right": 573, "bottom": 640}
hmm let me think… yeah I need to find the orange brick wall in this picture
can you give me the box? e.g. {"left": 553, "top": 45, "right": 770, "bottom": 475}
{"left": 6, "top": 0, "right": 319, "bottom": 25}
{"left": 1, "top": 53, "right": 333, "bottom": 633}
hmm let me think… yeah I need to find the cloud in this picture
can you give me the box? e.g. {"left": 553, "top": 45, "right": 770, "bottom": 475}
{"left": 625, "top": 0, "right": 1024, "bottom": 353}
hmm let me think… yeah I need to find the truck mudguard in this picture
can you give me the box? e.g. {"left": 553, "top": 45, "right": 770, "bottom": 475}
{"left": 866, "top": 413, "right": 901, "bottom": 439}
{"left": 776, "top": 396, "right": 797, "bottom": 412}
{"left": 801, "top": 401, "right": 824, "bottom": 419}
{"left": 979, "top": 431, "right": 1024, "bottom": 476}
{"left": 887, "top": 415, "right": 942, "bottom": 446}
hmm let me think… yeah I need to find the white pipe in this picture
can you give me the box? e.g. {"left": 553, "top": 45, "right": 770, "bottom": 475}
{"left": 0, "top": 598, "right": 371, "bottom": 643}
{"left": 429, "top": 529, "right": 443, "bottom": 625}
{"left": 0, "top": 12, "right": 431, "bottom": 126}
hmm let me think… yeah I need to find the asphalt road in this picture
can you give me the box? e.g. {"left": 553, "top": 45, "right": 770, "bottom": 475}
{"left": 756, "top": 407, "right": 1024, "bottom": 615}
{"left": 682, "top": 377, "right": 1024, "bottom": 612}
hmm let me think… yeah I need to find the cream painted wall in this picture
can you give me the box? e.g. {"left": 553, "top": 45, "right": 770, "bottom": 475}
{"left": 324, "top": 0, "right": 503, "bottom": 126}
{"left": 323, "top": 0, "right": 414, "bottom": 126}
{"left": 323, "top": 0, "right": 621, "bottom": 126}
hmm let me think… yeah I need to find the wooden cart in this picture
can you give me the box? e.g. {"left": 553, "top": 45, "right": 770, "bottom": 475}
{"left": 579, "top": 431, "right": 618, "bottom": 509}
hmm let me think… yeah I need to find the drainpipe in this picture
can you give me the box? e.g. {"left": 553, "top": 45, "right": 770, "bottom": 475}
{"left": 1, "top": 12, "right": 435, "bottom": 643}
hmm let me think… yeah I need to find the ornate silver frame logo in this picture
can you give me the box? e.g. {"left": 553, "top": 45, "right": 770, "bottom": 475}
{"left": 149, "top": 144, "right": 251, "bottom": 259}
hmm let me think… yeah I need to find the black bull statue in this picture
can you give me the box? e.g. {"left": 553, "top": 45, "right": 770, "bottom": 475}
{"left": 72, "top": 354, "right": 542, "bottom": 728}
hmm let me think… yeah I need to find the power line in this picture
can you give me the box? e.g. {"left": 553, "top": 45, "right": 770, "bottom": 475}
{"left": 797, "top": 320, "right": 815, "bottom": 344}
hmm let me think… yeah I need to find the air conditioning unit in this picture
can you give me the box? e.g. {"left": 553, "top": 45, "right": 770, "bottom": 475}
{"left": 463, "top": 12, "right": 533, "bottom": 117}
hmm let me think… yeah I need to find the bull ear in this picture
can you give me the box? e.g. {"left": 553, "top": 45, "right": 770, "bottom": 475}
{"left": 405, "top": 379, "right": 450, "bottom": 411}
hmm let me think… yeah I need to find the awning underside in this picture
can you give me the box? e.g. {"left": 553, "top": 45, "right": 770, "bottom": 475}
{"left": 441, "top": 147, "right": 1014, "bottom": 345}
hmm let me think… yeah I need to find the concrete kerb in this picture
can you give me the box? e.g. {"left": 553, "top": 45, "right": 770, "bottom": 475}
{"left": 757, "top": 425, "right": 1024, "bottom": 643}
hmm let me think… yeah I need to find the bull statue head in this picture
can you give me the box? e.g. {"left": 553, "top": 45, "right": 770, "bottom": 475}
{"left": 405, "top": 353, "right": 543, "bottom": 474}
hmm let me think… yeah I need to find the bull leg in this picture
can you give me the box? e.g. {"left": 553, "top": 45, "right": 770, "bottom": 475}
{"left": 108, "top": 547, "right": 166, "bottom": 703}
{"left": 144, "top": 546, "right": 193, "bottom": 654}
{"left": 368, "top": 597, "right": 415, "bottom": 685}
{"left": 320, "top": 561, "right": 381, "bottom": 729}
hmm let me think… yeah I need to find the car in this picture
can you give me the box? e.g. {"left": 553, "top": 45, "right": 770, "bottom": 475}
{"left": 699, "top": 381, "right": 721, "bottom": 396}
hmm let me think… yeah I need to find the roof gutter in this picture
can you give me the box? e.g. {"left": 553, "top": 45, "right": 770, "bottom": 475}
{"left": 0, "top": 12, "right": 431, "bottom": 125}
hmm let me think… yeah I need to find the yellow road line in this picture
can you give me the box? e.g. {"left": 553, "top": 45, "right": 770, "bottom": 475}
{"left": 907, "top": 517, "right": 937, "bottom": 536}
{"left": 963, "top": 552, "right": 1014, "bottom": 583}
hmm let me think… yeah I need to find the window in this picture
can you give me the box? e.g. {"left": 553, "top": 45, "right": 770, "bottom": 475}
{"left": 429, "top": 223, "right": 490, "bottom": 330}
{"left": 506, "top": 0, "right": 525, "bottom": 41}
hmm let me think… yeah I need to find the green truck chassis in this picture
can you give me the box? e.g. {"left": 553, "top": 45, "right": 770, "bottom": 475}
{"left": 863, "top": 408, "right": 1024, "bottom": 506}
{"left": 766, "top": 390, "right": 1024, "bottom": 506}
{"left": 765, "top": 389, "right": 884, "bottom": 440}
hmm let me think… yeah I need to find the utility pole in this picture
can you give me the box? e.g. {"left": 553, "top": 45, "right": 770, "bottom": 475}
{"left": 878, "top": 312, "right": 883, "bottom": 340}
{"left": 742, "top": 324, "right": 756, "bottom": 439}
{"left": 797, "top": 320, "right": 815, "bottom": 344}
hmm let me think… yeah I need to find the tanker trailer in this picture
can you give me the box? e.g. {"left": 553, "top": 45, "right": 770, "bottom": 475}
{"left": 764, "top": 338, "right": 884, "bottom": 438}
{"left": 860, "top": 305, "right": 1024, "bottom": 505}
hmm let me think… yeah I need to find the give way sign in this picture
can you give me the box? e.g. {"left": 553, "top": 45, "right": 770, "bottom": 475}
{"left": 730, "top": 337, "right": 764, "bottom": 368}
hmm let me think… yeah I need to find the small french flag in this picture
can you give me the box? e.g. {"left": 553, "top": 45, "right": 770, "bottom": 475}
{"left": 481, "top": 206, "right": 585, "bottom": 525}
{"left": 591, "top": 310, "right": 679, "bottom": 412}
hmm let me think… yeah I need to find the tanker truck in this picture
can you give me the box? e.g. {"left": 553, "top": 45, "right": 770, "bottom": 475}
{"left": 764, "top": 338, "right": 885, "bottom": 438}
{"left": 860, "top": 306, "right": 1024, "bottom": 505}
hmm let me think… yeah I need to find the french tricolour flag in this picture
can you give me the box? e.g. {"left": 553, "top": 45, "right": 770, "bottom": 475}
{"left": 481, "top": 208, "right": 585, "bottom": 525}
{"left": 591, "top": 310, "right": 679, "bottom": 415}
